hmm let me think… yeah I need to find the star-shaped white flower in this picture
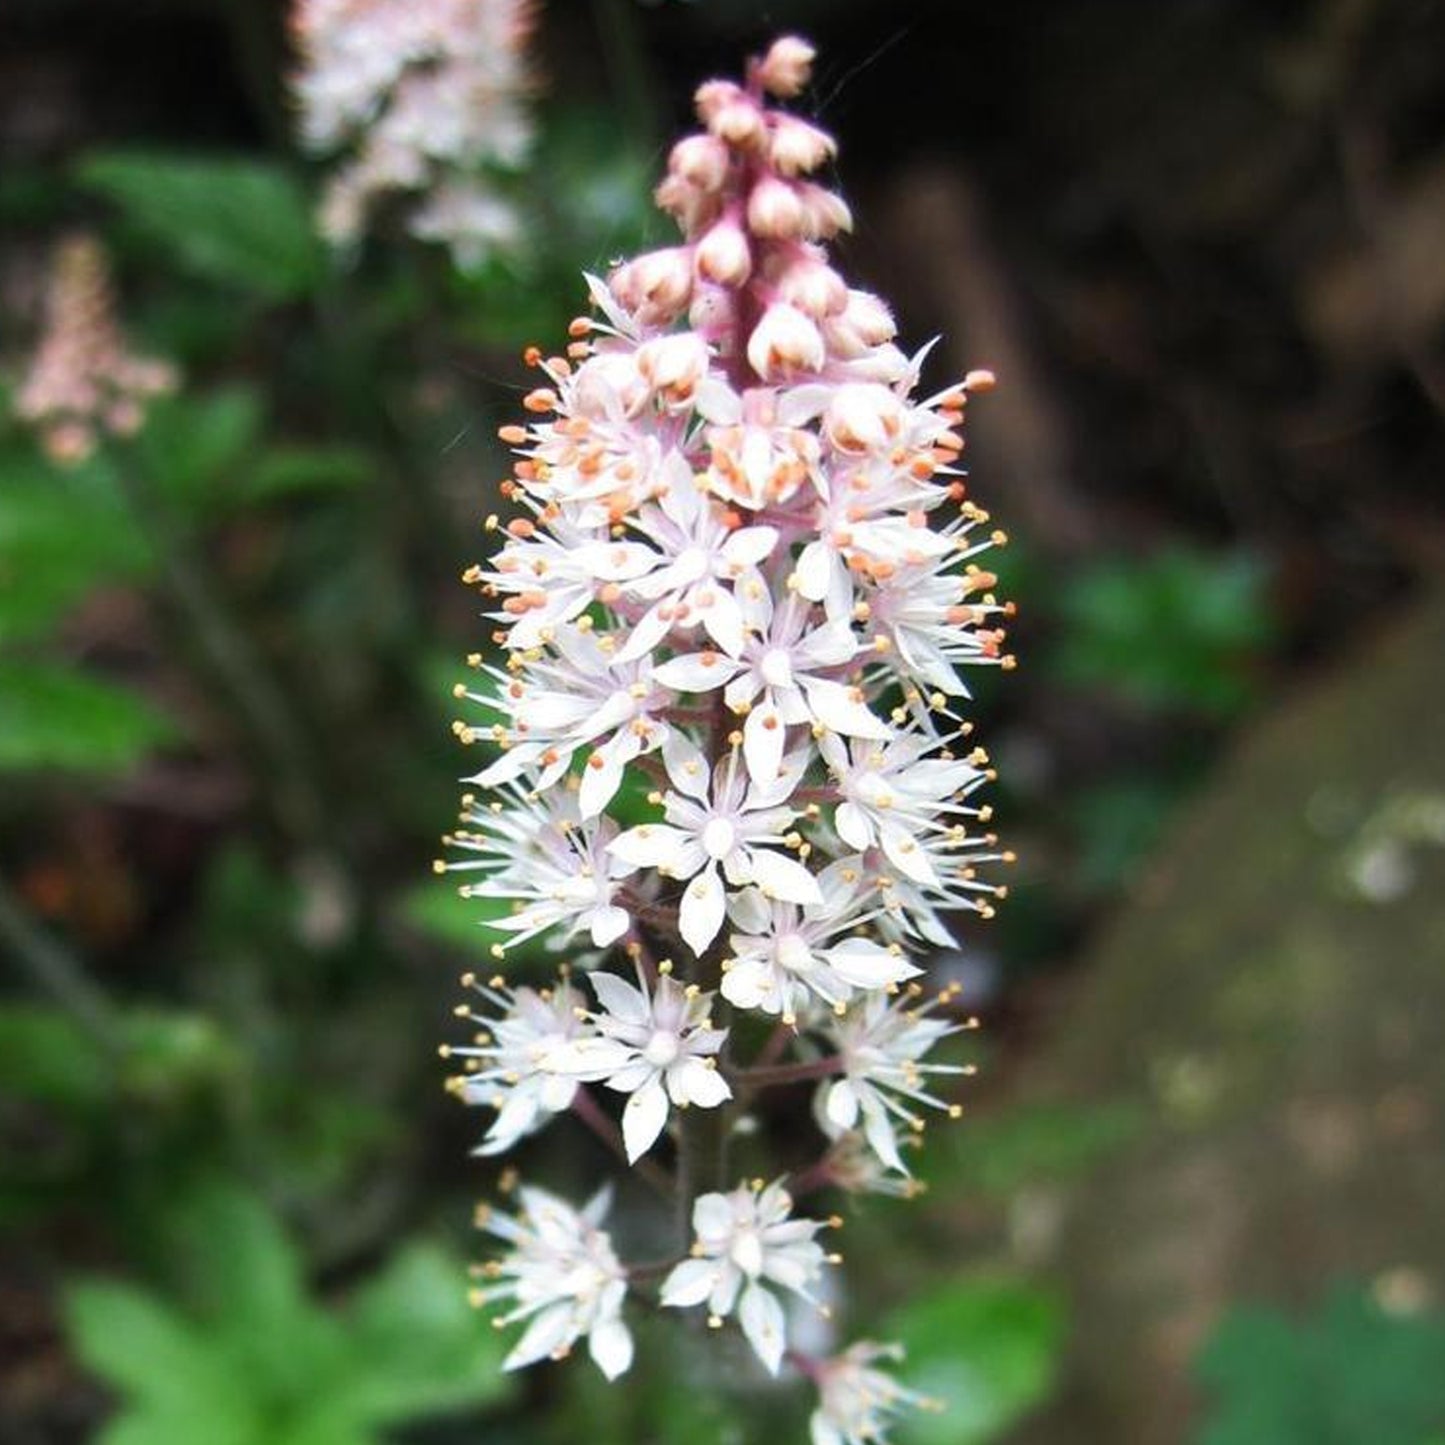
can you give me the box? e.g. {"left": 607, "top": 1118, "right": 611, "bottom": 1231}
{"left": 815, "top": 986, "right": 975, "bottom": 1174}
{"left": 608, "top": 729, "right": 819, "bottom": 955}
{"left": 547, "top": 966, "right": 731, "bottom": 1161}
{"left": 446, "top": 975, "right": 592, "bottom": 1156}
{"left": 477, "top": 1183, "right": 633, "bottom": 1380}
{"left": 660, "top": 1178, "right": 828, "bottom": 1375}
{"left": 721, "top": 859, "right": 920, "bottom": 1020}
{"left": 654, "top": 568, "right": 886, "bottom": 785}
{"left": 810, "top": 1340, "right": 935, "bottom": 1445}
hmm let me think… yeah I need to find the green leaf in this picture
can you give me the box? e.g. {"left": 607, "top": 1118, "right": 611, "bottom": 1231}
{"left": 66, "top": 1282, "right": 242, "bottom": 1414}
{"left": 887, "top": 1275, "right": 1066, "bottom": 1445}
{"left": 343, "top": 1240, "right": 514, "bottom": 1426}
{"left": 77, "top": 153, "right": 323, "bottom": 300}
{"left": 101, "top": 1409, "right": 258, "bottom": 1445}
{"left": 169, "top": 1185, "right": 348, "bottom": 1402}
{"left": 0, "top": 455, "right": 153, "bottom": 643}
{"left": 1194, "top": 1285, "right": 1445, "bottom": 1445}
{"left": 0, "top": 660, "right": 179, "bottom": 774}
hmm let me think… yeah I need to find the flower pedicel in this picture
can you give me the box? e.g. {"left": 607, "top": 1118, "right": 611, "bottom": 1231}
{"left": 439, "top": 36, "right": 1013, "bottom": 1438}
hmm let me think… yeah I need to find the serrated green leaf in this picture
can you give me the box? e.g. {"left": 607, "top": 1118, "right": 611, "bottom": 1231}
{"left": 887, "top": 1275, "right": 1065, "bottom": 1445}
{"left": 343, "top": 1241, "right": 514, "bottom": 1426}
{"left": 0, "top": 660, "right": 179, "bottom": 774}
{"left": 77, "top": 153, "right": 323, "bottom": 300}
{"left": 66, "top": 1282, "right": 240, "bottom": 1412}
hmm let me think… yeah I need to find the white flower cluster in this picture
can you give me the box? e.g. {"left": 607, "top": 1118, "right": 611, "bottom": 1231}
{"left": 291, "top": 0, "right": 533, "bottom": 268}
{"left": 441, "top": 37, "right": 1010, "bottom": 1440}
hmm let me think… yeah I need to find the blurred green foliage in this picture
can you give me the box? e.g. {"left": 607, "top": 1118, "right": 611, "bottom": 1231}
{"left": 1051, "top": 547, "right": 1274, "bottom": 718}
{"left": 1194, "top": 1286, "right": 1445, "bottom": 1444}
{"left": 887, "top": 1274, "right": 1065, "bottom": 1445}
{"left": 66, "top": 1186, "right": 513, "bottom": 1445}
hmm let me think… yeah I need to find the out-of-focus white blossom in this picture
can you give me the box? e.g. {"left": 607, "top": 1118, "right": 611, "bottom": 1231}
{"left": 660, "top": 1178, "right": 829, "bottom": 1374}
{"left": 809, "top": 1340, "right": 937, "bottom": 1445}
{"left": 14, "top": 235, "right": 175, "bottom": 464}
{"left": 291, "top": 0, "right": 534, "bottom": 268}
{"left": 474, "top": 1183, "right": 633, "bottom": 1379}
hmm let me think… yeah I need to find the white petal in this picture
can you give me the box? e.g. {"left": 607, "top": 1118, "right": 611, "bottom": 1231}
{"left": 801, "top": 677, "right": 888, "bottom": 739}
{"left": 590, "top": 905, "right": 631, "bottom": 948}
{"left": 692, "top": 1190, "right": 735, "bottom": 1241}
{"left": 862, "top": 1096, "right": 907, "bottom": 1173}
{"left": 660, "top": 1258, "right": 718, "bottom": 1308}
{"left": 588, "top": 1317, "right": 634, "bottom": 1380}
{"left": 738, "top": 1283, "right": 787, "bottom": 1376}
{"left": 824, "top": 1079, "right": 859, "bottom": 1131}
{"left": 727, "top": 887, "right": 772, "bottom": 933}
{"left": 679, "top": 862, "right": 727, "bottom": 956}
{"left": 662, "top": 728, "right": 712, "bottom": 801}
{"left": 753, "top": 852, "right": 824, "bottom": 906}
{"left": 823, "top": 937, "right": 921, "bottom": 989}
{"left": 834, "top": 800, "right": 873, "bottom": 852}
{"left": 793, "top": 539, "right": 832, "bottom": 601}
{"left": 701, "top": 587, "right": 745, "bottom": 658}
{"left": 743, "top": 702, "right": 785, "bottom": 784}
{"left": 879, "top": 819, "right": 939, "bottom": 886}
{"left": 503, "top": 1304, "right": 575, "bottom": 1371}
{"left": 720, "top": 958, "right": 773, "bottom": 1012}
{"left": 721, "top": 526, "right": 780, "bottom": 568}
{"left": 608, "top": 824, "right": 696, "bottom": 872}
{"left": 622, "top": 1079, "right": 670, "bottom": 1161}
{"left": 653, "top": 652, "right": 739, "bottom": 692}
{"left": 588, "top": 970, "right": 650, "bottom": 1024}
{"left": 615, "top": 602, "right": 672, "bottom": 663}
{"left": 672, "top": 1057, "right": 732, "bottom": 1108}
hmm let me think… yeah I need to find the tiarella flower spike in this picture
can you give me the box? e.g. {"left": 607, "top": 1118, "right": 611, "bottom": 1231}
{"left": 15, "top": 236, "right": 176, "bottom": 464}
{"left": 444, "top": 37, "right": 1011, "bottom": 1435}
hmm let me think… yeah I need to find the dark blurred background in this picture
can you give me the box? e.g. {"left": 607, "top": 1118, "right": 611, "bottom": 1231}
{"left": 2, "top": 2, "right": 1443, "bottom": 1443}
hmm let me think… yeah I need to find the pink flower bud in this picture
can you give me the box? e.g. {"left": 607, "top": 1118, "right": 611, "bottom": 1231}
{"left": 756, "top": 36, "right": 815, "bottom": 98}
{"left": 841, "top": 290, "right": 897, "bottom": 345}
{"left": 798, "top": 183, "right": 853, "bottom": 240}
{"left": 612, "top": 247, "right": 694, "bottom": 321}
{"left": 824, "top": 383, "right": 907, "bottom": 454}
{"left": 694, "top": 218, "right": 752, "bottom": 286}
{"left": 747, "top": 302, "right": 825, "bottom": 380}
{"left": 669, "top": 134, "right": 730, "bottom": 191}
{"left": 768, "top": 115, "right": 836, "bottom": 177}
{"left": 775, "top": 256, "right": 847, "bottom": 319}
{"left": 694, "top": 80, "right": 745, "bottom": 125}
{"left": 746, "top": 176, "right": 806, "bottom": 239}
{"left": 709, "top": 97, "right": 766, "bottom": 151}
{"left": 637, "top": 333, "right": 711, "bottom": 405}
